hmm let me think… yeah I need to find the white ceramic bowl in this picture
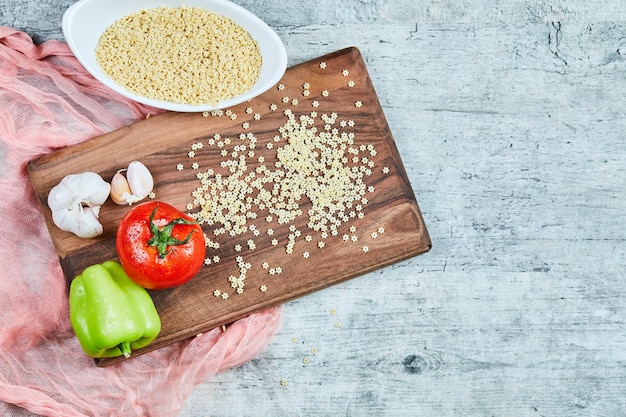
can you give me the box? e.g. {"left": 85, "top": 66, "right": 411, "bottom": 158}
{"left": 62, "top": 0, "right": 287, "bottom": 112}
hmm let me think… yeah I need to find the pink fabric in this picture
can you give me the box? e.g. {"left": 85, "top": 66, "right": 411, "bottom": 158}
{"left": 0, "top": 27, "right": 282, "bottom": 416}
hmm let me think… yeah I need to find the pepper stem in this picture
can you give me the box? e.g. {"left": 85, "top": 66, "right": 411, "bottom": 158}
{"left": 146, "top": 205, "right": 198, "bottom": 259}
{"left": 119, "top": 342, "right": 132, "bottom": 358}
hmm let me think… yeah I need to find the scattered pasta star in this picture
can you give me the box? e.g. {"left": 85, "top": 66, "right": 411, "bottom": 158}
{"left": 319, "top": 62, "right": 327, "bottom": 69}
{"left": 213, "top": 289, "right": 221, "bottom": 297}
{"left": 342, "top": 69, "right": 349, "bottom": 76}
{"left": 303, "top": 357, "right": 310, "bottom": 365}
{"left": 221, "top": 292, "right": 229, "bottom": 300}
{"left": 277, "top": 83, "right": 285, "bottom": 91}
{"left": 348, "top": 80, "right": 355, "bottom": 88}
{"left": 355, "top": 101, "right": 363, "bottom": 108}
{"left": 176, "top": 163, "right": 184, "bottom": 171}
{"left": 187, "top": 94, "right": 386, "bottom": 297}
{"left": 280, "top": 380, "right": 288, "bottom": 387}
{"left": 291, "top": 336, "right": 298, "bottom": 343}
{"left": 362, "top": 246, "right": 369, "bottom": 253}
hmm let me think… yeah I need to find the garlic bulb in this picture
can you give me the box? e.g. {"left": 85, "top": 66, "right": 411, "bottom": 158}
{"left": 47, "top": 172, "right": 111, "bottom": 238}
{"left": 110, "top": 160, "right": 154, "bottom": 205}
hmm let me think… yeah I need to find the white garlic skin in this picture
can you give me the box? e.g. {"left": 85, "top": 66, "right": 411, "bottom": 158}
{"left": 47, "top": 172, "right": 111, "bottom": 238}
{"left": 110, "top": 161, "right": 154, "bottom": 205}
{"left": 126, "top": 160, "right": 154, "bottom": 200}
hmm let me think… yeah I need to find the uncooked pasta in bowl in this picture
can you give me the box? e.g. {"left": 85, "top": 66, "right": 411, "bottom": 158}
{"left": 62, "top": 0, "right": 287, "bottom": 112}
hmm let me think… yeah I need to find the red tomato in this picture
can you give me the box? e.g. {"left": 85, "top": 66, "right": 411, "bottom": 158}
{"left": 116, "top": 201, "right": 205, "bottom": 290}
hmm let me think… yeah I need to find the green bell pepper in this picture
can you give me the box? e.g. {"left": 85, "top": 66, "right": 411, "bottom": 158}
{"left": 69, "top": 260, "right": 161, "bottom": 358}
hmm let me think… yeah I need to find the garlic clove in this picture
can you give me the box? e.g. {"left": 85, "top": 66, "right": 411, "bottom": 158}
{"left": 52, "top": 205, "right": 104, "bottom": 238}
{"left": 126, "top": 160, "right": 154, "bottom": 200}
{"left": 110, "top": 161, "right": 154, "bottom": 205}
{"left": 110, "top": 172, "right": 132, "bottom": 205}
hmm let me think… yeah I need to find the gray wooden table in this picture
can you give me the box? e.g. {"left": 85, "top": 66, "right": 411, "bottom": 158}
{"left": 3, "top": 1, "right": 626, "bottom": 416}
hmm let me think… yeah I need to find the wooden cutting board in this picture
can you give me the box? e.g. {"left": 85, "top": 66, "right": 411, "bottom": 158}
{"left": 28, "top": 47, "right": 431, "bottom": 366}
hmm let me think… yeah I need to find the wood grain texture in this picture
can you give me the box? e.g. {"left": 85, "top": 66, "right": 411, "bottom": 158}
{"left": 28, "top": 47, "right": 430, "bottom": 366}
{"left": 2, "top": 0, "right": 626, "bottom": 416}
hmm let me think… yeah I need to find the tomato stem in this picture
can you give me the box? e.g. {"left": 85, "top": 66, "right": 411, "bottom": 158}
{"left": 146, "top": 205, "right": 197, "bottom": 259}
